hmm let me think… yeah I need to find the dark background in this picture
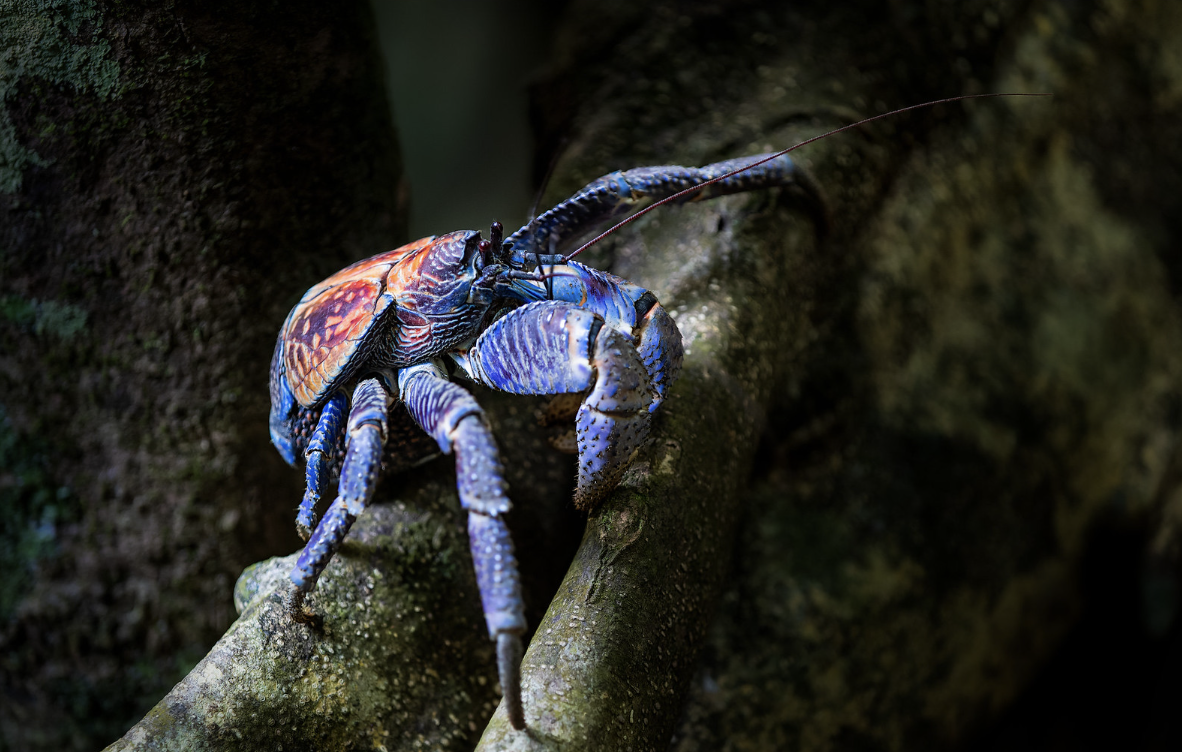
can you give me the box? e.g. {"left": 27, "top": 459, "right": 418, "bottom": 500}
{"left": 3, "top": 1, "right": 1182, "bottom": 750}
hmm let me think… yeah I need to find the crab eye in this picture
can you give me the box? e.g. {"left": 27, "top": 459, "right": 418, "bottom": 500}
{"left": 477, "top": 239, "right": 493, "bottom": 267}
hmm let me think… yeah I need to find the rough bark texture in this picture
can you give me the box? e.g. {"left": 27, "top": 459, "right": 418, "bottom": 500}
{"left": 0, "top": 2, "right": 405, "bottom": 750}
{"left": 108, "top": 478, "right": 502, "bottom": 752}
{"left": 14, "top": 0, "right": 1182, "bottom": 750}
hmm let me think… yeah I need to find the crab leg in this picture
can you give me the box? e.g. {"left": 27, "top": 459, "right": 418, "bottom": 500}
{"left": 398, "top": 361, "right": 527, "bottom": 730}
{"left": 288, "top": 378, "right": 391, "bottom": 620}
{"left": 504, "top": 152, "right": 813, "bottom": 262}
{"left": 296, "top": 391, "right": 348, "bottom": 539}
{"left": 460, "top": 301, "right": 655, "bottom": 510}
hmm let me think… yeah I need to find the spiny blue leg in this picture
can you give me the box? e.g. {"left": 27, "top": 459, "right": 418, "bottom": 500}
{"left": 462, "top": 301, "right": 654, "bottom": 510}
{"left": 504, "top": 152, "right": 812, "bottom": 262}
{"left": 692, "top": 152, "right": 807, "bottom": 201}
{"left": 288, "top": 378, "right": 391, "bottom": 624}
{"left": 470, "top": 513, "right": 524, "bottom": 727}
{"left": 399, "top": 362, "right": 527, "bottom": 730}
{"left": 297, "top": 391, "right": 348, "bottom": 540}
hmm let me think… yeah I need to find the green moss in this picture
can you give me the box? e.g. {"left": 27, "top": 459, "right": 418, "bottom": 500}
{"left": 1, "top": 295, "right": 89, "bottom": 341}
{"left": 0, "top": 404, "right": 78, "bottom": 620}
{"left": 0, "top": 0, "right": 120, "bottom": 192}
{"left": 0, "top": 295, "right": 34, "bottom": 327}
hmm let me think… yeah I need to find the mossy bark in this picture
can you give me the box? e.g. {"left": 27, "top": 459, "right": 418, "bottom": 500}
{"left": 106, "top": 476, "right": 503, "bottom": 752}
{"left": 0, "top": 2, "right": 404, "bottom": 749}
{"left": 25, "top": 0, "right": 1182, "bottom": 750}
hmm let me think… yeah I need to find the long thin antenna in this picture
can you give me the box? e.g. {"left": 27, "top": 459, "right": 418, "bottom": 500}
{"left": 527, "top": 137, "right": 567, "bottom": 226}
{"left": 562, "top": 92, "right": 1050, "bottom": 263}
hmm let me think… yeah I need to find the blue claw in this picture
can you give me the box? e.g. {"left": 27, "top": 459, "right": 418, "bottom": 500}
{"left": 465, "top": 301, "right": 655, "bottom": 509}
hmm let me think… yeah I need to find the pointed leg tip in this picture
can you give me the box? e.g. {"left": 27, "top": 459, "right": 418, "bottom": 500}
{"left": 497, "top": 632, "right": 526, "bottom": 730}
{"left": 509, "top": 706, "right": 526, "bottom": 731}
{"left": 285, "top": 584, "right": 322, "bottom": 628}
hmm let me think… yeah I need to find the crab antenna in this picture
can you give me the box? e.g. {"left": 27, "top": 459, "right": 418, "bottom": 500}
{"left": 522, "top": 136, "right": 569, "bottom": 255}
{"left": 526, "top": 140, "right": 567, "bottom": 224}
{"left": 562, "top": 92, "right": 1051, "bottom": 263}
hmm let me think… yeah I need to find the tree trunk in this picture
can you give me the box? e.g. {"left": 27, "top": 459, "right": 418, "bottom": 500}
{"left": 0, "top": 2, "right": 404, "bottom": 749}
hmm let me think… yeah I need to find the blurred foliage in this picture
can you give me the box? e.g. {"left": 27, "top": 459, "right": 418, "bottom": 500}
{"left": 0, "top": 404, "right": 76, "bottom": 620}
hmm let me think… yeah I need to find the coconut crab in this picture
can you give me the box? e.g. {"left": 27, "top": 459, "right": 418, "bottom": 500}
{"left": 266, "top": 93, "right": 1041, "bottom": 730}
{"left": 267, "top": 150, "right": 818, "bottom": 728}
